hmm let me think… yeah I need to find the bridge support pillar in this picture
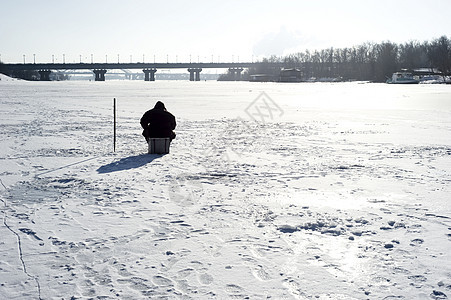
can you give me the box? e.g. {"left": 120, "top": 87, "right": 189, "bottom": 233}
{"left": 229, "top": 68, "right": 243, "bottom": 81}
{"left": 39, "top": 70, "right": 51, "bottom": 81}
{"left": 188, "top": 68, "right": 202, "bottom": 81}
{"left": 143, "top": 68, "right": 157, "bottom": 81}
{"left": 93, "top": 69, "right": 107, "bottom": 81}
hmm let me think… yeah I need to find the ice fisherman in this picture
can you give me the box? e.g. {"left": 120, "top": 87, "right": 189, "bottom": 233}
{"left": 140, "top": 101, "right": 176, "bottom": 142}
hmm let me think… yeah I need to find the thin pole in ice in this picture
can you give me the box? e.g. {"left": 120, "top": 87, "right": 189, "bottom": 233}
{"left": 113, "top": 98, "right": 116, "bottom": 152}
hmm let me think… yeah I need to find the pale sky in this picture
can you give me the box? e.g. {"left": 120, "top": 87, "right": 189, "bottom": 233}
{"left": 1, "top": 0, "right": 450, "bottom": 63}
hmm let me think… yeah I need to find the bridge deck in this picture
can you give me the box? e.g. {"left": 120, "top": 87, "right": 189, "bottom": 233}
{"left": 0, "top": 62, "right": 257, "bottom": 71}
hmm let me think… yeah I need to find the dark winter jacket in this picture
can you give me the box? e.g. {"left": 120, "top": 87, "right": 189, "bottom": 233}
{"left": 140, "top": 102, "right": 176, "bottom": 140}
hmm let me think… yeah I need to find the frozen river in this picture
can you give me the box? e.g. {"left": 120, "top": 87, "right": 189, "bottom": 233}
{"left": 1, "top": 79, "right": 451, "bottom": 299}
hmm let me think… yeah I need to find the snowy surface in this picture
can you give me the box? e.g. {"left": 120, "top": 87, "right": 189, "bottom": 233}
{"left": 1, "top": 78, "right": 450, "bottom": 299}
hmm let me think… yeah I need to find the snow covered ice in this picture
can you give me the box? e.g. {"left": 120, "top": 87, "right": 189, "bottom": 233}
{"left": 1, "top": 76, "right": 450, "bottom": 299}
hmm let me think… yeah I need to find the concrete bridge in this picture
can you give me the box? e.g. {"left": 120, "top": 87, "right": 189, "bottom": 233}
{"left": 0, "top": 62, "right": 257, "bottom": 81}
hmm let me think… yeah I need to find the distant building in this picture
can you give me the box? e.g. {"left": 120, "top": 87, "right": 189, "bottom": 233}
{"left": 412, "top": 68, "right": 442, "bottom": 75}
{"left": 279, "top": 68, "right": 302, "bottom": 82}
{"left": 249, "top": 74, "right": 276, "bottom": 82}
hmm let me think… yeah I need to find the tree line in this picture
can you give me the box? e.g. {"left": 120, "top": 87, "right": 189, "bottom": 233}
{"left": 242, "top": 36, "right": 451, "bottom": 82}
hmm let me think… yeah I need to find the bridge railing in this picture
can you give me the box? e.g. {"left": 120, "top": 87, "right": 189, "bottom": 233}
{"left": 0, "top": 62, "right": 260, "bottom": 71}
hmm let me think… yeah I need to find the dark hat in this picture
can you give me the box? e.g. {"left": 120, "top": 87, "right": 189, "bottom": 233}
{"left": 154, "top": 101, "right": 166, "bottom": 110}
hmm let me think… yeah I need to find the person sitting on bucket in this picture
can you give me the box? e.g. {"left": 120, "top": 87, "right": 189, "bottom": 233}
{"left": 140, "top": 101, "right": 176, "bottom": 142}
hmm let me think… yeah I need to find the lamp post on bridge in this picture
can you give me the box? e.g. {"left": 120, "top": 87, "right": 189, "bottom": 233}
{"left": 33, "top": 54, "right": 36, "bottom": 64}
{"left": 118, "top": 54, "right": 120, "bottom": 63}
{"left": 91, "top": 54, "right": 93, "bottom": 64}
{"left": 63, "top": 54, "right": 65, "bottom": 64}
{"left": 23, "top": 55, "right": 25, "bottom": 64}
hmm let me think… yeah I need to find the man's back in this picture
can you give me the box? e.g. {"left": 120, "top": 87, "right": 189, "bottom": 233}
{"left": 140, "top": 102, "right": 176, "bottom": 140}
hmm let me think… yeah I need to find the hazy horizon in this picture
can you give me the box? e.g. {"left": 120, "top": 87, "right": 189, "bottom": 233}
{"left": 1, "top": 0, "right": 451, "bottom": 63}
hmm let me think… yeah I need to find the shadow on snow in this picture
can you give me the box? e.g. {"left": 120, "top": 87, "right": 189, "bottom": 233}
{"left": 97, "top": 154, "right": 164, "bottom": 174}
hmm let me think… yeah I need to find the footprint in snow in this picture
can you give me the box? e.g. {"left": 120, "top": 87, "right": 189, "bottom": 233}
{"left": 252, "top": 265, "right": 271, "bottom": 281}
{"left": 19, "top": 228, "right": 42, "bottom": 241}
{"left": 431, "top": 290, "right": 447, "bottom": 300}
{"left": 225, "top": 283, "right": 244, "bottom": 294}
{"left": 175, "top": 268, "right": 195, "bottom": 279}
{"left": 118, "top": 277, "right": 152, "bottom": 291}
{"left": 152, "top": 275, "right": 173, "bottom": 287}
{"left": 408, "top": 274, "right": 427, "bottom": 283}
{"left": 197, "top": 273, "right": 214, "bottom": 285}
{"left": 410, "top": 238, "right": 424, "bottom": 246}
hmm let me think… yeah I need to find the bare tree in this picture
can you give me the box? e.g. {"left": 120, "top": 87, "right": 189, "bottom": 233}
{"left": 245, "top": 36, "right": 450, "bottom": 82}
{"left": 428, "top": 36, "right": 451, "bottom": 74}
